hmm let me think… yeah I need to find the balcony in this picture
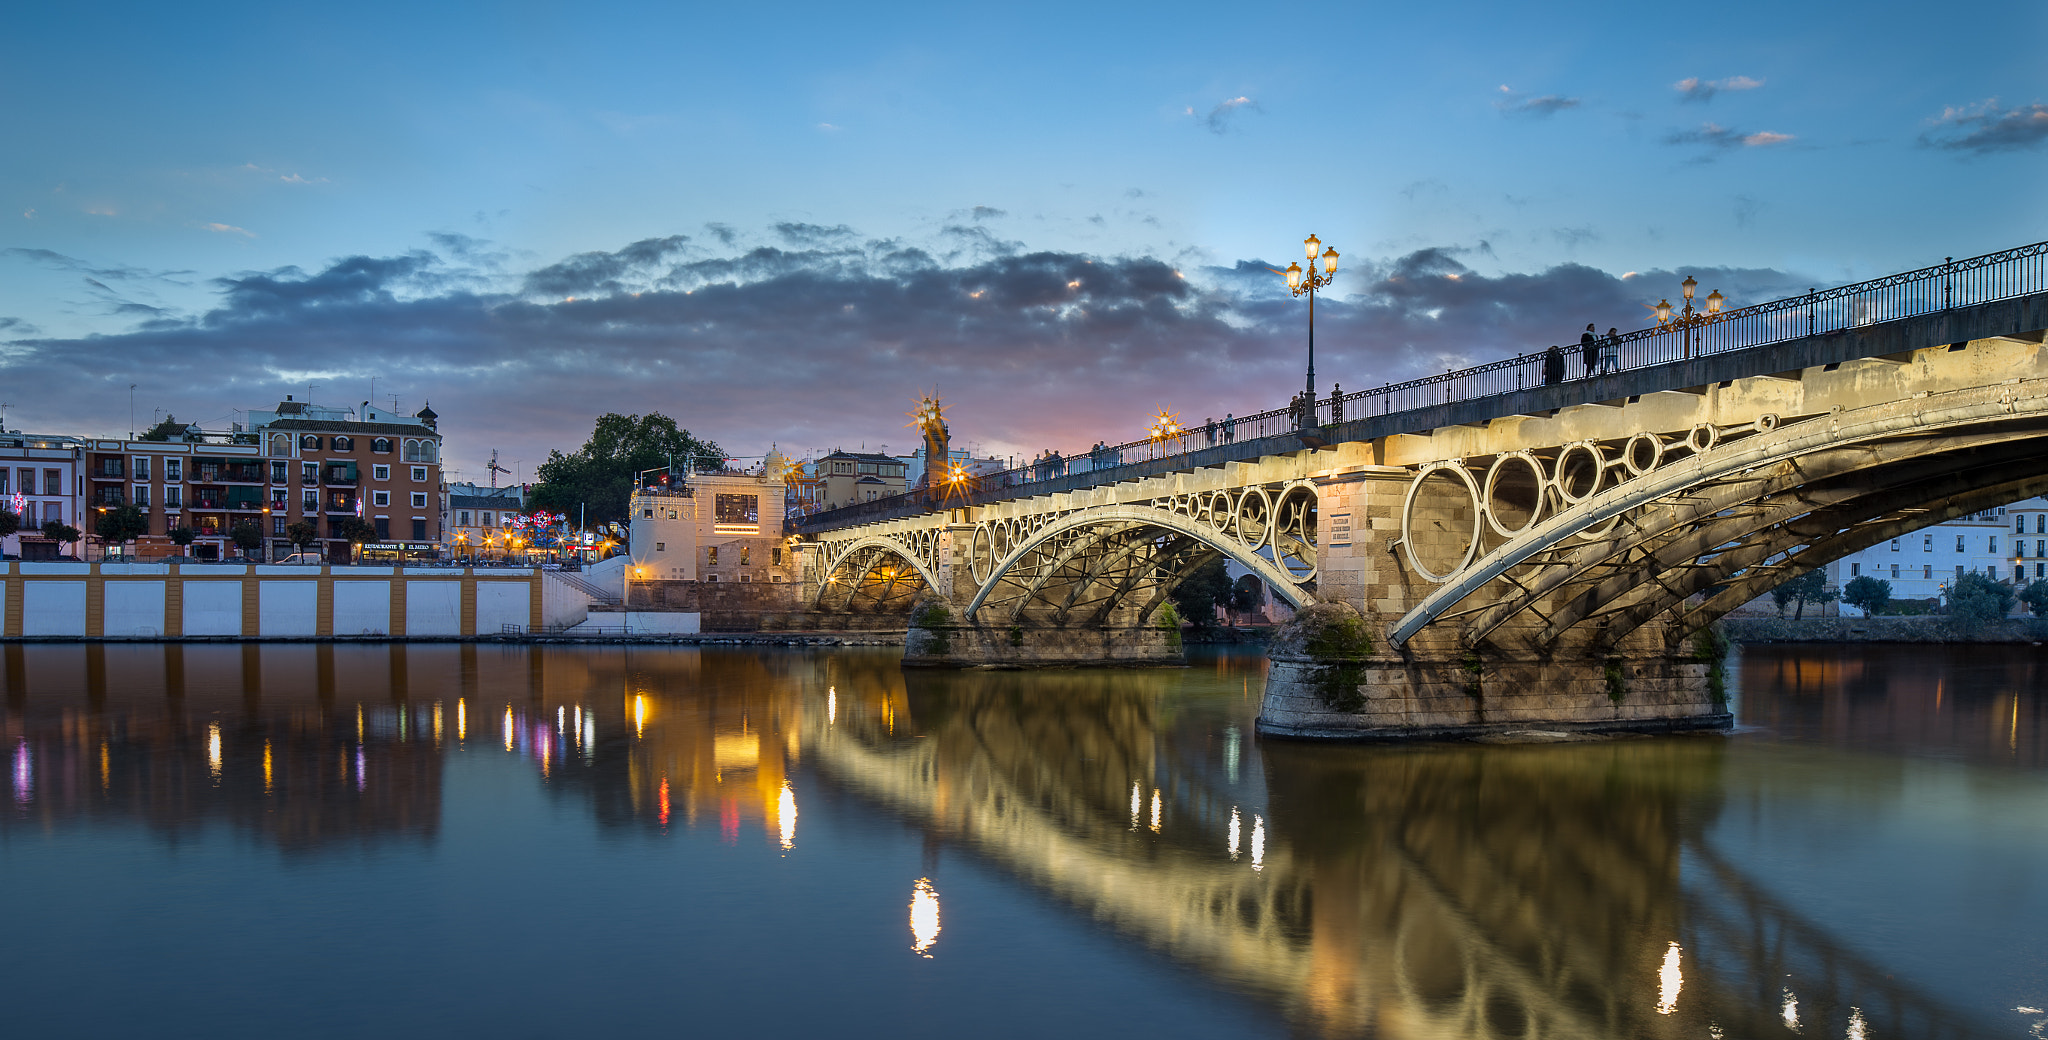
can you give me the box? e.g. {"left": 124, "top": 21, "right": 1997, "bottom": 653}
{"left": 323, "top": 463, "right": 360, "bottom": 486}
{"left": 194, "top": 464, "right": 264, "bottom": 484}
{"left": 324, "top": 495, "right": 359, "bottom": 514}
{"left": 91, "top": 489, "right": 125, "bottom": 507}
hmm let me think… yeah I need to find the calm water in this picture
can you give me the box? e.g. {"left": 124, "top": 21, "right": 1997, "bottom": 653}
{"left": 1, "top": 643, "right": 2044, "bottom": 1039}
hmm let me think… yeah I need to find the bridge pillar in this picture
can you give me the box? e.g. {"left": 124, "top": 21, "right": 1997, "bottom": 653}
{"left": 903, "top": 525, "right": 1183, "bottom": 668}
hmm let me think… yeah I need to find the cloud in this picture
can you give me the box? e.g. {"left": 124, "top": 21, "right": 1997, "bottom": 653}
{"left": 1664, "top": 122, "right": 1796, "bottom": 157}
{"left": 1733, "top": 194, "right": 1764, "bottom": 228}
{"left": 1495, "top": 85, "right": 1581, "bottom": 117}
{"left": 279, "top": 173, "right": 329, "bottom": 185}
{"left": 1199, "top": 96, "right": 1260, "bottom": 134}
{"left": 0, "top": 316, "right": 40, "bottom": 335}
{"left": 970, "top": 206, "right": 1007, "bottom": 222}
{"left": 1920, "top": 98, "right": 2048, "bottom": 154}
{"left": 21, "top": 208, "right": 33, "bottom": 220}
{"left": 1675, "top": 76, "right": 1764, "bottom": 103}
{"left": 814, "top": 122, "right": 842, "bottom": 133}
{"left": 203, "top": 222, "right": 257, "bottom": 238}
{"left": 0, "top": 227, "right": 1812, "bottom": 482}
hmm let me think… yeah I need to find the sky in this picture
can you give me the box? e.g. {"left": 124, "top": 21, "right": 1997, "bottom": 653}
{"left": 3, "top": 0, "right": 2044, "bottom": 481}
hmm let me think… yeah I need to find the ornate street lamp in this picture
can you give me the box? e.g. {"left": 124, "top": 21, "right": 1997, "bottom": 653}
{"left": 1282, "top": 233, "right": 1340, "bottom": 413}
{"left": 1654, "top": 275, "right": 1725, "bottom": 360}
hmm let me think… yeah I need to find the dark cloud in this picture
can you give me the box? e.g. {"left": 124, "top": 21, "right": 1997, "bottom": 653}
{"left": 2, "top": 247, "right": 193, "bottom": 284}
{"left": 1494, "top": 87, "right": 1580, "bottom": 117}
{"left": 970, "top": 206, "right": 1007, "bottom": 221}
{"left": 1921, "top": 99, "right": 2048, "bottom": 154}
{"left": 0, "top": 227, "right": 1811, "bottom": 479}
{"left": 1198, "top": 96, "right": 1259, "bottom": 134}
{"left": 1674, "top": 76, "right": 1764, "bottom": 103}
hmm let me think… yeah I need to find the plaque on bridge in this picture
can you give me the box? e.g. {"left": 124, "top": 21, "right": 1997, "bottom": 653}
{"left": 1327, "top": 512, "right": 1352, "bottom": 547}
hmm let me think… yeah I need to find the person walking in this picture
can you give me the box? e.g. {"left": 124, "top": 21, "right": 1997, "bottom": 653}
{"left": 1205, "top": 417, "right": 1218, "bottom": 447}
{"left": 1601, "top": 327, "right": 1621, "bottom": 375}
{"left": 1580, "top": 323, "right": 1600, "bottom": 378}
{"left": 1223, "top": 413, "right": 1235, "bottom": 443}
{"left": 1543, "top": 345, "right": 1566, "bottom": 386}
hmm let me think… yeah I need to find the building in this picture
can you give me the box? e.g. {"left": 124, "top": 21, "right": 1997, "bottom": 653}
{"left": 815, "top": 450, "right": 907, "bottom": 510}
{"left": 246, "top": 396, "right": 445, "bottom": 563}
{"left": 1825, "top": 501, "right": 2039, "bottom": 610}
{"left": 1, "top": 431, "right": 83, "bottom": 560}
{"left": 444, "top": 482, "right": 528, "bottom": 561}
{"left": 82, "top": 434, "right": 265, "bottom": 560}
{"left": 628, "top": 468, "right": 795, "bottom": 585}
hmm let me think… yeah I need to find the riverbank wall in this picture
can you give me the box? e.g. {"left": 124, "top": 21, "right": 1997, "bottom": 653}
{"left": 1723, "top": 616, "right": 2048, "bottom": 643}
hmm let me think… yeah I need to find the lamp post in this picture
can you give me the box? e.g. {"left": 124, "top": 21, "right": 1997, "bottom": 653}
{"left": 1283, "top": 233, "right": 1341, "bottom": 415}
{"left": 1654, "top": 275, "right": 1725, "bottom": 360}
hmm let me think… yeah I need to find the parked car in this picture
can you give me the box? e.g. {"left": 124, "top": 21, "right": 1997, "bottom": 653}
{"left": 276, "top": 553, "right": 323, "bottom": 565}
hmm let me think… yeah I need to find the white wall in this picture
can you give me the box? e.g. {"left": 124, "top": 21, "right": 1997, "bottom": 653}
{"left": 260, "top": 581, "right": 319, "bottom": 636}
{"left": 103, "top": 581, "right": 166, "bottom": 637}
{"left": 475, "top": 581, "right": 531, "bottom": 633}
{"left": 183, "top": 581, "right": 244, "bottom": 636}
{"left": 406, "top": 581, "right": 462, "bottom": 635}
{"left": 22, "top": 582, "right": 86, "bottom": 636}
{"left": 542, "top": 575, "right": 592, "bottom": 629}
{"left": 332, "top": 580, "right": 391, "bottom": 636}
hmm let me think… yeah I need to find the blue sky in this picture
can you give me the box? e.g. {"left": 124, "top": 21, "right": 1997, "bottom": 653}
{"left": 3, "top": 0, "right": 2043, "bottom": 477}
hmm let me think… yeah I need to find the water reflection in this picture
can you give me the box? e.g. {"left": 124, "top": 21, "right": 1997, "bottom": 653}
{"left": 0, "top": 643, "right": 2036, "bottom": 1037}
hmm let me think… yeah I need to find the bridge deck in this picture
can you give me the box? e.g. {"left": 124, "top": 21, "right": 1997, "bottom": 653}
{"left": 796, "top": 287, "right": 2048, "bottom": 534}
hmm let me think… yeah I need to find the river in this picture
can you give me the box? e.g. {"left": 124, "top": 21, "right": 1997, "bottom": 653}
{"left": 1, "top": 642, "right": 2042, "bottom": 1038}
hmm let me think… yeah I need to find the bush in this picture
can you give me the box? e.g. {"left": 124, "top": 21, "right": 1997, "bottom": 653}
{"left": 1841, "top": 574, "right": 1892, "bottom": 615}
{"left": 1948, "top": 572, "right": 2015, "bottom": 631}
{"left": 2022, "top": 579, "right": 2048, "bottom": 618}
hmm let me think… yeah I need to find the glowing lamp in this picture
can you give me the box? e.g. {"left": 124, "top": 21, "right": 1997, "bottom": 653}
{"left": 1681, "top": 275, "right": 1698, "bottom": 300}
{"left": 1285, "top": 262, "right": 1303, "bottom": 290}
{"left": 1655, "top": 298, "right": 1673, "bottom": 324}
{"left": 1706, "top": 288, "right": 1724, "bottom": 314}
{"left": 1303, "top": 234, "right": 1320, "bottom": 260}
{"left": 1321, "top": 247, "right": 1338, "bottom": 275}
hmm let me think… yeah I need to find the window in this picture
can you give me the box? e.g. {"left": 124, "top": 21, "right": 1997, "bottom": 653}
{"left": 402, "top": 438, "right": 437, "bottom": 462}
{"left": 1956, "top": 535, "right": 1965, "bottom": 552}
{"left": 411, "top": 492, "right": 427, "bottom": 509}
{"left": 2039, "top": 540, "right": 2046, "bottom": 558}
{"left": 372, "top": 464, "right": 390, "bottom": 480}
{"left": 740, "top": 546, "right": 751, "bottom": 565}
{"left": 2039, "top": 515, "right": 2046, "bottom": 534}
{"left": 301, "top": 461, "right": 317, "bottom": 484}
{"left": 1924, "top": 535, "right": 1933, "bottom": 551}
{"left": 271, "top": 461, "right": 288, "bottom": 484}
{"left": 16, "top": 469, "right": 32, "bottom": 495}
{"left": 481, "top": 511, "right": 493, "bottom": 527}
{"left": 1891, "top": 564, "right": 1899, "bottom": 579}
{"left": 707, "top": 547, "right": 718, "bottom": 565}
{"left": 133, "top": 485, "right": 150, "bottom": 507}
{"left": 273, "top": 517, "right": 286, "bottom": 535}
{"left": 44, "top": 469, "right": 60, "bottom": 496}
{"left": 642, "top": 508, "right": 653, "bottom": 519}
{"left": 371, "top": 438, "right": 391, "bottom": 454}
{"left": 666, "top": 509, "right": 677, "bottom": 520}
{"left": 1956, "top": 565, "right": 1965, "bottom": 578}
{"left": 133, "top": 457, "right": 150, "bottom": 481}
{"left": 458, "top": 510, "right": 471, "bottom": 526}
{"left": 372, "top": 491, "right": 390, "bottom": 507}
{"left": 714, "top": 494, "right": 759, "bottom": 526}
{"left": 740, "top": 573, "right": 751, "bottom": 583}
{"left": 1850, "top": 562, "right": 1860, "bottom": 576}
{"left": 165, "top": 459, "right": 181, "bottom": 483}
{"left": 773, "top": 547, "right": 782, "bottom": 565}
{"left": 411, "top": 466, "right": 427, "bottom": 482}
{"left": 302, "top": 490, "right": 317, "bottom": 512}
{"left": 655, "top": 542, "right": 665, "bottom": 552}
{"left": 333, "top": 436, "right": 353, "bottom": 451}
{"left": 706, "top": 574, "right": 718, "bottom": 582}
{"left": 301, "top": 435, "right": 321, "bottom": 450}
{"left": 165, "top": 487, "right": 183, "bottom": 509}
{"left": 411, "top": 519, "right": 426, "bottom": 540}
{"left": 270, "top": 488, "right": 286, "bottom": 509}
{"left": 1890, "top": 539, "right": 1899, "bottom": 551}
{"left": 1990, "top": 536, "right": 1999, "bottom": 553}
{"left": 1924, "top": 566, "right": 1932, "bottom": 578}
{"left": 269, "top": 433, "right": 292, "bottom": 457}
{"left": 2020, "top": 517, "right": 2028, "bottom": 534}
{"left": 374, "top": 518, "right": 389, "bottom": 539}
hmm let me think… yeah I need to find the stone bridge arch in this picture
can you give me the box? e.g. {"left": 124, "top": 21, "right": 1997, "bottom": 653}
{"left": 1389, "top": 376, "right": 2048, "bottom": 653}
{"left": 963, "top": 500, "right": 1315, "bottom": 624}
{"left": 811, "top": 532, "right": 941, "bottom": 613}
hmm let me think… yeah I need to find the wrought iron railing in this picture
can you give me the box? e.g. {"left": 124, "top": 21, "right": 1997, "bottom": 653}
{"left": 800, "top": 239, "right": 2048, "bottom": 528}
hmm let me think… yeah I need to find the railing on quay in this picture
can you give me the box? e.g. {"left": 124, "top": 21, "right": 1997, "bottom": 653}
{"left": 791, "top": 239, "right": 2048, "bottom": 530}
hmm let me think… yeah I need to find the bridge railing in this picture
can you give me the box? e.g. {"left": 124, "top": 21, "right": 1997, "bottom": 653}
{"left": 800, "top": 239, "right": 2048, "bottom": 528}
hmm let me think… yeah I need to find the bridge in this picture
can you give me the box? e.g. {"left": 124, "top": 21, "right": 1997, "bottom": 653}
{"left": 792, "top": 242, "right": 2048, "bottom": 738}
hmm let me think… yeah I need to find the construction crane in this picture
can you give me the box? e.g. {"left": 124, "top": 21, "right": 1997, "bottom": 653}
{"left": 486, "top": 450, "right": 512, "bottom": 489}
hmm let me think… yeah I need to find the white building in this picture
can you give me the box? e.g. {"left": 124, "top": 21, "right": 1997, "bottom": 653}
{"left": 1825, "top": 498, "right": 2046, "bottom": 612}
{"left": 0, "top": 432, "right": 83, "bottom": 560}
{"left": 628, "top": 469, "right": 795, "bottom": 585}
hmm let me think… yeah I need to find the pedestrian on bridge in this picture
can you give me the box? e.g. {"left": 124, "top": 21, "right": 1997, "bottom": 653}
{"left": 1601, "top": 327, "right": 1621, "bottom": 375}
{"left": 1581, "top": 324, "right": 1600, "bottom": 378}
{"left": 1543, "top": 345, "right": 1566, "bottom": 385}
{"left": 1223, "top": 413, "right": 1235, "bottom": 443}
{"left": 1205, "top": 417, "right": 1217, "bottom": 447}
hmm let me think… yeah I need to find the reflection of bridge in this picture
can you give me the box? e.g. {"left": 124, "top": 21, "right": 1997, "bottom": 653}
{"left": 803, "top": 666, "right": 1997, "bottom": 1039}
{"left": 795, "top": 242, "right": 2048, "bottom": 737}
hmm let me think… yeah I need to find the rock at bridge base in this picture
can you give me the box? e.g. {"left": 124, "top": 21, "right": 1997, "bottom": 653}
{"left": 1256, "top": 601, "right": 1731, "bottom": 740}
{"left": 902, "top": 595, "right": 1184, "bottom": 668}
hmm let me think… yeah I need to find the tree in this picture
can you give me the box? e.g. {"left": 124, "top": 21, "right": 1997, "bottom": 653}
{"left": 136, "top": 415, "right": 191, "bottom": 442}
{"left": 1230, "top": 573, "right": 1267, "bottom": 619}
{"left": 529, "top": 412, "right": 724, "bottom": 527}
{"left": 331, "top": 517, "right": 378, "bottom": 557}
{"left": 286, "top": 521, "right": 318, "bottom": 552}
{"left": 0, "top": 508, "right": 18, "bottom": 540}
{"left": 1840, "top": 574, "right": 1893, "bottom": 616}
{"left": 1169, "top": 556, "right": 1234, "bottom": 632}
{"left": 229, "top": 521, "right": 265, "bottom": 560}
{"left": 40, "top": 520, "right": 81, "bottom": 556}
{"left": 169, "top": 525, "right": 197, "bottom": 550}
{"left": 2022, "top": 579, "right": 2048, "bottom": 618}
{"left": 1948, "top": 571, "right": 2015, "bottom": 631}
{"left": 96, "top": 504, "right": 149, "bottom": 547}
{"left": 1772, "top": 567, "right": 1836, "bottom": 619}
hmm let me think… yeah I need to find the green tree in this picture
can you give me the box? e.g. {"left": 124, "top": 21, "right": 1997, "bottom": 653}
{"left": 1230, "top": 573, "right": 1266, "bottom": 618}
{"left": 136, "top": 415, "right": 192, "bottom": 442}
{"left": 1948, "top": 571, "right": 2015, "bottom": 631}
{"left": 1771, "top": 567, "right": 1836, "bottom": 619}
{"left": 40, "top": 520, "right": 82, "bottom": 556}
{"left": 286, "top": 521, "right": 318, "bottom": 552}
{"left": 0, "top": 508, "right": 18, "bottom": 540}
{"left": 96, "top": 504, "right": 149, "bottom": 547}
{"left": 331, "top": 517, "right": 378, "bottom": 557}
{"left": 229, "top": 521, "right": 265, "bottom": 559}
{"left": 169, "top": 525, "right": 197, "bottom": 551}
{"left": 1840, "top": 574, "right": 1892, "bottom": 616}
{"left": 2022, "top": 578, "right": 2048, "bottom": 618}
{"left": 1169, "top": 555, "right": 1234, "bottom": 632}
{"left": 530, "top": 412, "right": 723, "bottom": 527}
